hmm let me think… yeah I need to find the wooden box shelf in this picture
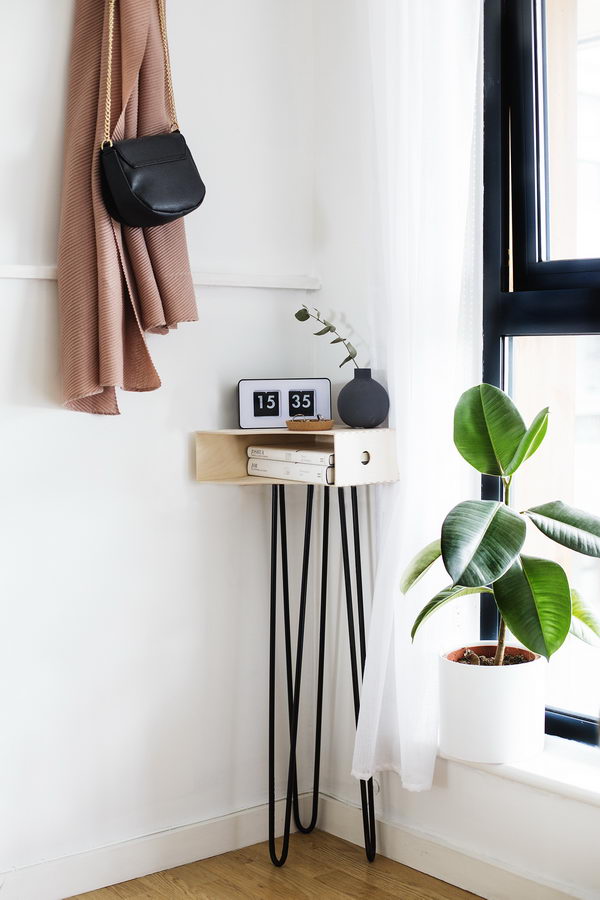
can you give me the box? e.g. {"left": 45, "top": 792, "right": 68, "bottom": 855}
{"left": 195, "top": 428, "right": 399, "bottom": 487}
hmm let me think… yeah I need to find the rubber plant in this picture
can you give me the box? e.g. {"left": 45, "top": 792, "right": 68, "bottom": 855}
{"left": 402, "top": 383, "right": 600, "bottom": 664}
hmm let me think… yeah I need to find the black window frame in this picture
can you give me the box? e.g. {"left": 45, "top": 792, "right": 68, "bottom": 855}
{"left": 510, "top": 0, "right": 600, "bottom": 289}
{"left": 483, "top": 0, "right": 600, "bottom": 746}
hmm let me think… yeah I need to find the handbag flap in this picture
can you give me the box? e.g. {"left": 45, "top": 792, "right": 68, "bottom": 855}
{"left": 114, "top": 132, "right": 187, "bottom": 168}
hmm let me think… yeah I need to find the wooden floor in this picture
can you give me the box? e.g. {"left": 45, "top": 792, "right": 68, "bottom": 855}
{"left": 70, "top": 831, "right": 481, "bottom": 900}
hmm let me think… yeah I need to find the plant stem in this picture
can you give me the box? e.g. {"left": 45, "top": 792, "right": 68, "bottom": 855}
{"left": 503, "top": 477, "right": 511, "bottom": 507}
{"left": 494, "top": 476, "right": 511, "bottom": 666}
{"left": 306, "top": 310, "right": 359, "bottom": 368}
{"left": 494, "top": 617, "right": 507, "bottom": 666}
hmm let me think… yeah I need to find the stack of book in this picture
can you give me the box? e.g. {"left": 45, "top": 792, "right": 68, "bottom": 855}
{"left": 247, "top": 444, "right": 335, "bottom": 485}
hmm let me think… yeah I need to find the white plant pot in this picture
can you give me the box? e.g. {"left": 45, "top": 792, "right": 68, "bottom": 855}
{"left": 439, "top": 641, "right": 547, "bottom": 765}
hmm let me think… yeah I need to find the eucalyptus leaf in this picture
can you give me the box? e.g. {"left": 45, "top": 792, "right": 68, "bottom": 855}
{"left": 314, "top": 326, "right": 331, "bottom": 336}
{"left": 411, "top": 584, "right": 493, "bottom": 641}
{"left": 346, "top": 343, "right": 357, "bottom": 358}
{"left": 505, "top": 407, "right": 549, "bottom": 475}
{"left": 524, "top": 501, "right": 600, "bottom": 557}
{"left": 339, "top": 355, "right": 353, "bottom": 367}
{"left": 454, "top": 384, "right": 526, "bottom": 476}
{"left": 441, "top": 500, "right": 526, "bottom": 587}
{"left": 295, "top": 308, "right": 310, "bottom": 321}
{"left": 330, "top": 337, "right": 344, "bottom": 344}
{"left": 400, "top": 539, "right": 441, "bottom": 593}
{"left": 570, "top": 589, "right": 600, "bottom": 646}
{"left": 493, "top": 555, "right": 571, "bottom": 658}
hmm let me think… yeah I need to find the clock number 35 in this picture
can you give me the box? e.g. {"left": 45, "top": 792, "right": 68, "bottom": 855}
{"left": 288, "top": 390, "right": 315, "bottom": 416}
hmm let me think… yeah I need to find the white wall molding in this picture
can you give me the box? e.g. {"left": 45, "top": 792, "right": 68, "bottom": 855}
{"left": 318, "top": 794, "right": 591, "bottom": 900}
{"left": 0, "top": 794, "right": 312, "bottom": 900}
{"left": 3, "top": 791, "right": 592, "bottom": 900}
{"left": 0, "top": 265, "right": 321, "bottom": 292}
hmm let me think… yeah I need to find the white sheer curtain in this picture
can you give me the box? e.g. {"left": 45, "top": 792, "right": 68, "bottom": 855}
{"left": 352, "top": 0, "right": 484, "bottom": 791}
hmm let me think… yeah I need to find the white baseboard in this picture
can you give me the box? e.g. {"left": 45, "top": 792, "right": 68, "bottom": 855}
{"left": 318, "top": 793, "right": 586, "bottom": 900}
{"left": 0, "top": 794, "right": 311, "bottom": 900}
{"left": 1, "top": 792, "right": 590, "bottom": 900}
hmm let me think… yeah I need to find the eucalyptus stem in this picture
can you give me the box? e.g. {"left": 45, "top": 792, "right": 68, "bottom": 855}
{"left": 302, "top": 309, "right": 359, "bottom": 368}
{"left": 494, "top": 476, "right": 512, "bottom": 666}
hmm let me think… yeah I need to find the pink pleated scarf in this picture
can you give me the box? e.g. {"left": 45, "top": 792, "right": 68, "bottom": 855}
{"left": 58, "top": 0, "right": 198, "bottom": 414}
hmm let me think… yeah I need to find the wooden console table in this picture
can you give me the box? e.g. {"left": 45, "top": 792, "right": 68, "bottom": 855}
{"left": 195, "top": 428, "right": 399, "bottom": 866}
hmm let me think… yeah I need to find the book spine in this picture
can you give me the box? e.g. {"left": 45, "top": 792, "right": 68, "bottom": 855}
{"left": 247, "top": 446, "right": 334, "bottom": 466}
{"left": 247, "top": 458, "right": 334, "bottom": 485}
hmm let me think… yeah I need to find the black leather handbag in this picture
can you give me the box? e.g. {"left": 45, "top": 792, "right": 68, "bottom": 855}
{"left": 99, "top": 0, "right": 205, "bottom": 228}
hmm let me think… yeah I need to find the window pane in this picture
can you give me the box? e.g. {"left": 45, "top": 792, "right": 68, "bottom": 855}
{"left": 510, "top": 336, "right": 600, "bottom": 718}
{"left": 541, "top": 0, "right": 600, "bottom": 260}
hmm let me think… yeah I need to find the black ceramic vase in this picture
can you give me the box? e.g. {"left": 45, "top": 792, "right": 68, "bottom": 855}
{"left": 337, "top": 367, "right": 390, "bottom": 428}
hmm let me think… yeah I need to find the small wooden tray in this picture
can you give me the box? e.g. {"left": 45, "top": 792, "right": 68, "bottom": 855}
{"left": 286, "top": 418, "right": 334, "bottom": 432}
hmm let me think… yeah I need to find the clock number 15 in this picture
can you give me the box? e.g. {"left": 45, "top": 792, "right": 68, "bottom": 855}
{"left": 253, "top": 391, "right": 280, "bottom": 417}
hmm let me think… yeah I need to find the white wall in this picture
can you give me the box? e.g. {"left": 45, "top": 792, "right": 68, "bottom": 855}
{"left": 0, "top": 0, "right": 322, "bottom": 877}
{"left": 4, "top": 2, "right": 599, "bottom": 898}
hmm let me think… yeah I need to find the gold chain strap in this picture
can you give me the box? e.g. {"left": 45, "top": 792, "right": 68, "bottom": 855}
{"left": 157, "top": 0, "right": 179, "bottom": 133}
{"left": 102, "top": 0, "right": 116, "bottom": 147}
{"left": 101, "top": 0, "right": 179, "bottom": 149}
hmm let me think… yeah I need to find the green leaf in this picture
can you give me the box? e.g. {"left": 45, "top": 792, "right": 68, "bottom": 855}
{"left": 339, "top": 355, "right": 353, "bottom": 367}
{"left": 505, "top": 407, "right": 549, "bottom": 475}
{"left": 400, "top": 540, "right": 441, "bottom": 593}
{"left": 441, "top": 500, "right": 526, "bottom": 587}
{"left": 295, "top": 308, "right": 310, "bottom": 321}
{"left": 330, "top": 337, "right": 344, "bottom": 344}
{"left": 524, "top": 501, "right": 600, "bottom": 558}
{"left": 570, "top": 620, "right": 600, "bottom": 647}
{"left": 346, "top": 342, "right": 357, "bottom": 358}
{"left": 454, "top": 384, "right": 526, "bottom": 476}
{"left": 314, "top": 326, "right": 331, "bottom": 336}
{"left": 570, "top": 589, "right": 600, "bottom": 647}
{"left": 572, "top": 589, "right": 600, "bottom": 635}
{"left": 323, "top": 321, "right": 337, "bottom": 332}
{"left": 494, "top": 555, "right": 571, "bottom": 658}
{"left": 411, "top": 584, "right": 494, "bottom": 640}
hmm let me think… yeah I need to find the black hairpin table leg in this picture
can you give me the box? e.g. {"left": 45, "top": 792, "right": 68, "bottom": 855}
{"left": 268, "top": 485, "right": 317, "bottom": 866}
{"left": 292, "top": 486, "right": 329, "bottom": 833}
{"left": 269, "top": 483, "right": 374, "bottom": 866}
{"left": 338, "top": 487, "right": 377, "bottom": 861}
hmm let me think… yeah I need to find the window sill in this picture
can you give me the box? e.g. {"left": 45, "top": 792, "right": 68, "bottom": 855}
{"left": 443, "top": 735, "right": 600, "bottom": 807}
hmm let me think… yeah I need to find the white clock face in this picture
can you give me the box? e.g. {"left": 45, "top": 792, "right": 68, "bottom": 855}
{"left": 238, "top": 379, "right": 331, "bottom": 428}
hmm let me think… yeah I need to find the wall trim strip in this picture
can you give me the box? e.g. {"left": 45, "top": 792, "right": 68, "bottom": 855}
{"left": 0, "top": 265, "right": 321, "bottom": 292}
